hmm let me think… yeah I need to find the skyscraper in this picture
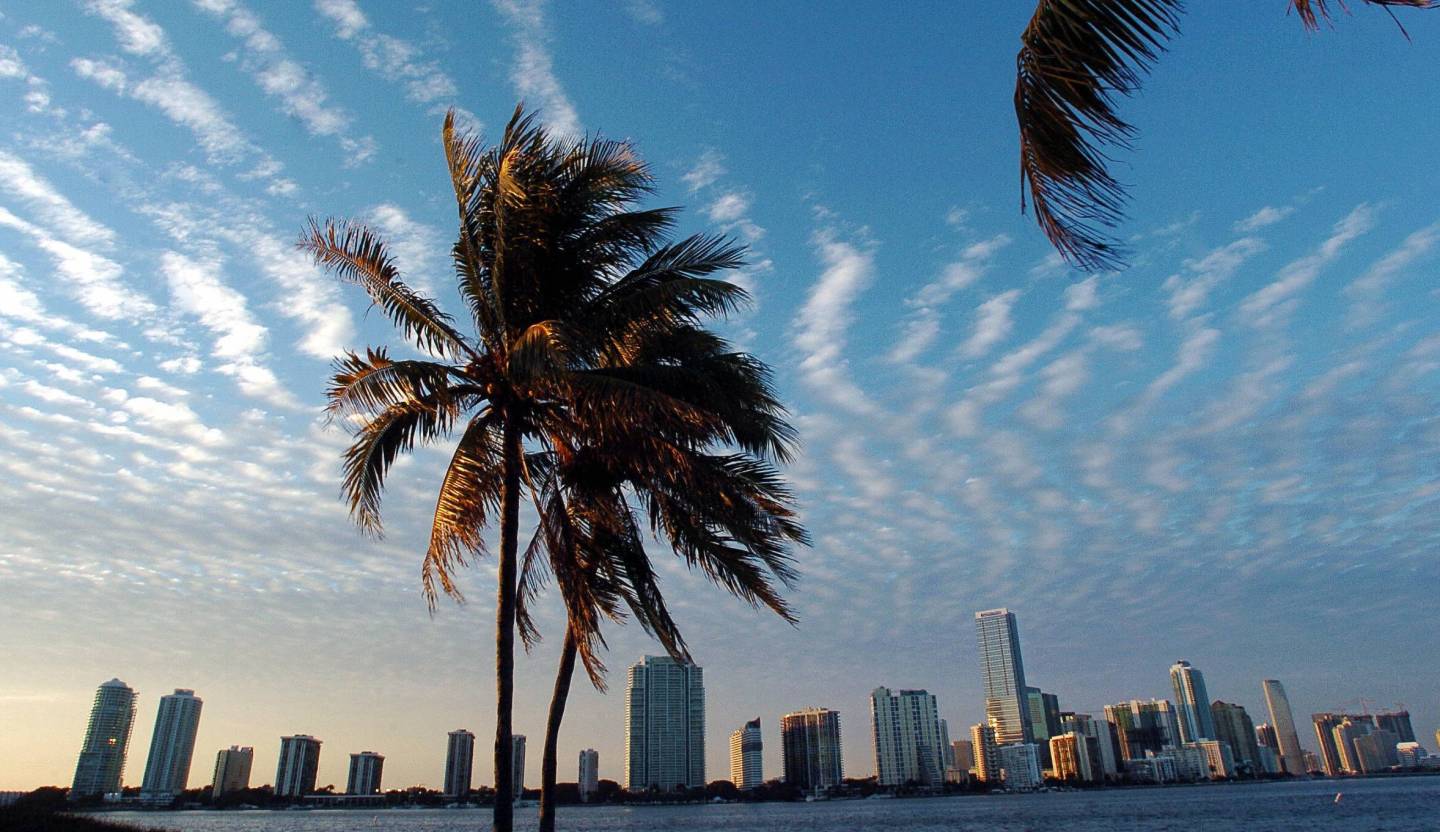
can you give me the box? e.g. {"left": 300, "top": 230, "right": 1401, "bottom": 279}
{"left": 1050, "top": 732, "right": 1094, "bottom": 782}
{"left": 997, "top": 743, "right": 1042, "bottom": 789}
{"left": 512, "top": 735, "right": 526, "bottom": 799}
{"left": 625, "top": 656, "right": 704, "bottom": 792}
{"left": 212, "top": 746, "right": 253, "bottom": 798}
{"left": 275, "top": 735, "right": 322, "bottom": 798}
{"left": 780, "top": 707, "right": 843, "bottom": 792}
{"left": 1210, "top": 701, "right": 1261, "bottom": 775}
{"left": 1061, "top": 712, "right": 1118, "bottom": 780}
{"left": 870, "top": 687, "right": 945, "bottom": 787}
{"left": 578, "top": 749, "right": 599, "bottom": 802}
{"left": 975, "top": 608, "right": 1032, "bottom": 745}
{"left": 444, "top": 729, "right": 474, "bottom": 798}
{"left": 1169, "top": 661, "right": 1215, "bottom": 742}
{"left": 140, "top": 689, "right": 203, "bottom": 802}
{"left": 970, "top": 723, "right": 999, "bottom": 782}
{"left": 346, "top": 752, "right": 384, "bottom": 795}
{"left": 71, "top": 679, "right": 138, "bottom": 800}
{"left": 1374, "top": 711, "right": 1415, "bottom": 743}
{"left": 1261, "top": 679, "right": 1306, "bottom": 776}
{"left": 1310, "top": 713, "right": 1371, "bottom": 776}
{"left": 949, "top": 739, "right": 974, "bottom": 777}
{"left": 729, "top": 718, "right": 763, "bottom": 789}
{"left": 1104, "top": 699, "right": 1179, "bottom": 760}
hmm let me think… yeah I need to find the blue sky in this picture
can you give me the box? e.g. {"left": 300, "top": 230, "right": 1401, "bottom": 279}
{"left": 2, "top": 0, "right": 1438, "bottom": 792}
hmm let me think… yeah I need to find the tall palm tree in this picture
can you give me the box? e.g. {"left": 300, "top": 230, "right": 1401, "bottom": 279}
{"left": 1016, "top": 0, "right": 1436, "bottom": 271}
{"left": 514, "top": 322, "right": 808, "bottom": 832}
{"left": 303, "top": 106, "right": 768, "bottom": 832}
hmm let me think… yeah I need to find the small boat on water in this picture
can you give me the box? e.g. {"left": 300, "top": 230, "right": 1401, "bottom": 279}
{"left": 1333, "top": 792, "right": 1343, "bottom": 804}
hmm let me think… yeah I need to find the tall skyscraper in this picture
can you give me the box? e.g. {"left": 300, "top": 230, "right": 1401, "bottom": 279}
{"left": 624, "top": 656, "right": 704, "bottom": 791}
{"left": 140, "top": 689, "right": 203, "bottom": 802}
{"left": 780, "top": 707, "right": 843, "bottom": 792}
{"left": 578, "top": 749, "right": 599, "bottom": 802}
{"left": 970, "top": 723, "right": 999, "bottom": 782}
{"left": 1374, "top": 711, "right": 1415, "bottom": 743}
{"left": 444, "top": 729, "right": 475, "bottom": 798}
{"left": 975, "top": 608, "right": 1032, "bottom": 745}
{"left": 212, "top": 746, "right": 253, "bottom": 798}
{"left": 870, "top": 687, "right": 945, "bottom": 787}
{"left": 729, "top": 718, "right": 763, "bottom": 789}
{"left": 1169, "top": 661, "right": 1215, "bottom": 743}
{"left": 1104, "top": 699, "right": 1179, "bottom": 760}
{"left": 1261, "top": 679, "right": 1306, "bottom": 776}
{"left": 1310, "top": 713, "right": 1371, "bottom": 776}
{"left": 275, "top": 735, "right": 322, "bottom": 797}
{"left": 1210, "top": 701, "right": 1261, "bottom": 774}
{"left": 512, "top": 735, "right": 526, "bottom": 799}
{"left": 71, "top": 679, "right": 137, "bottom": 800}
{"left": 346, "top": 752, "right": 384, "bottom": 795}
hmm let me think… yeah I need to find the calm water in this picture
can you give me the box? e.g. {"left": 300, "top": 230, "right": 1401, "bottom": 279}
{"left": 102, "top": 778, "right": 1440, "bottom": 832}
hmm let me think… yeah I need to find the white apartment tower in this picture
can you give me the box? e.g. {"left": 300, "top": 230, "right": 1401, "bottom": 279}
{"left": 870, "top": 687, "right": 945, "bottom": 787}
{"left": 347, "top": 752, "right": 384, "bottom": 795}
{"left": 729, "top": 718, "right": 763, "bottom": 789}
{"left": 578, "top": 749, "right": 599, "bottom": 801}
{"left": 140, "top": 689, "right": 204, "bottom": 801}
{"left": 624, "top": 656, "right": 705, "bottom": 791}
{"left": 211, "top": 746, "right": 253, "bottom": 798}
{"left": 71, "top": 679, "right": 137, "bottom": 799}
{"left": 512, "top": 735, "right": 527, "bottom": 799}
{"left": 444, "top": 729, "right": 475, "bottom": 798}
{"left": 275, "top": 735, "right": 322, "bottom": 797}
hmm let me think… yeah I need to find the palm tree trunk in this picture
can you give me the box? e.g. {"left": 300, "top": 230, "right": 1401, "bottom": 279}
{"left": 493, "top": 420, "right": 522, "bottom": 832}
{"left": 538, "top": 627, "right": 578, "bottom": 832}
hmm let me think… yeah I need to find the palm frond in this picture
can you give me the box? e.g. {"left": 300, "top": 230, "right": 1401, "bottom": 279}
{"left": 301, "top": 217, "right": 476, "bottom": 359}
{"left": 423, "top": 411, "right": 503, "bottom": 607}
{"left": 343, "top": 397, "right": 458, "bottom": 537}
{"left": 326, "top": 348, "right": 467, "bottom": 419}
{"left": 1016, "top": 0, "right": 1182, "bottom": 272}
{"left": 1292, "top": 0, "right": 1437, "bottom": 33}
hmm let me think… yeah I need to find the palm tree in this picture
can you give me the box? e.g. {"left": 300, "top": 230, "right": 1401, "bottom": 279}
{"left": 514, "top": 322, "right": 808, "bottom": 831}
{"left": 303, "top": 106, "right": 771, "bottom": 832}
{"left": 1016, "top": 0, "right": 1436, "bottom": 271}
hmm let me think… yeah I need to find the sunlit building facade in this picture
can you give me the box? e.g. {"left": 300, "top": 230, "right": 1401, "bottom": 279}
{"left": 1210, "top": 701, "right": 1261, "bottom": 775}
{"left": 1169, "top": 661, "right": 1215, "bottom": 743}
{"left": 975, "top": 608, "right": 1032, "bottom": 745}
{"left": 1261, "top": 679, "right": 1306, "bottom": 776}
{"left": 211, "top": 746, "right": 253, "bottom": 798}
{"left": 729, "top": 718, "right": 763, "bottom": 789}
{"left": 970, "top": 723, "right": 999, "bottom": 783}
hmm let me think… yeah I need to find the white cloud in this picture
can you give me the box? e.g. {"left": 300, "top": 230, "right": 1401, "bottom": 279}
{"left": 1344, "top": 221, "right": 1440, "bottom": 329}
{"left": 0, "top": 45, "right": 28, "bottom": 79}
{"left": 682, "top": 149, "right": 725, "bottom": 192}
{"left": 1235, "top": 204, "right": 1294, "bottom": 232}
{"left": 0, "top": 206, "right": 153, "bottom": 320}
{"left": 960, "top": 289, "right": 1021, "bottom": 359}
{"left": 315, "top": 0, "right": 459, "bottom": 106}
{"left": 491, "top": 0, "right": 582, "bottom": 137}
{"left": 910, "top": 234, "right": 1011, "bottom": 309}
{"left": 1241, "top": 204, "right": 1377, "bottom": 329}
{"left": 793, "top": 225, "right": 879, "bottom": 416}
{"left": 1161, "top": 237, "right": 1266, "bottom": 321}
{"left": 0, "top": 150, "right": 117, "bottom": 249}
{"left": 365, "top": 204, "right": 443, "bottom": 293}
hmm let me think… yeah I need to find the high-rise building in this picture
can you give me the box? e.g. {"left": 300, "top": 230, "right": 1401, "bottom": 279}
{"left": 1050, "top": 732, "right": 1094, "bottom": 782}
{"left": 346, "top": 752, "right": 384, "bottom": 795}
{"left": 211, "top": 746, "right": 253, "bottom": 798}
{"left": 1397, "top": 742, "right": 1427, "bottom": 768}
{"left": 512, "top": 735, "right": 526, "bottom": 799}
{"left": 625, "top": 656, "right": 704, "bottom": 791}
{"left": 1025, "top": 687, "right": 1051, "bottom": 768}
{"left": 975, "top": 609, "right": 1032, "bottom": 745}
{"left": 1210, "top": 701, "right": 1261, "bottom": 775}
{"left": 275, "top": 735, "right": 322, "bottom": 797}
{"left": 1311, "top": 714, "right": 1370, "bottom": 776}
{"left": 729, "top": 718, "right": 763, "bottom": 789}
{"left": 780, "top": 707, "right": 843, "bottom": 792}
{"left": 578, "top": 749, "right": 599, "bottom": 801}
{"left": 997, "top": 743, "right": 1041, "bottom": 789}
{"left": 1104, "top": 699, "right": 1179, "bottom": 760}
{"left": 1169, "top": 661, "right": 1215, "bottom": 742}
{"left": 970, "top": 723, "right": 999, "bottom": 783}
{"left": 1061, "top": 713, "right": 1118, "bottom": 780}
{"left": 939, "top": 719, "right": 953, "bottom": 770}
{"left": 444, "top": 729, "right": 474, "bottom": 798}
{"left": 71, "top": 679, "right": 138, "bottom": 800}
{"left": 1352, "top": 730, "right": 1399, "bottom": 773}
{"left": 1192, "top": 740, "right": 1235, "bottom": 778}
{"left": 1261, "top": 680, "right": 1306, "bottom": 776}
{"left": 949, "top": 740, "right": 974, "bottom": 778}
{"left": 1374, "top": 711, "right": 1415, "bottom": 743}
{"left": 1331, "top": 717, "right": 1374, "bottom": 775}
{"left": 140, "top": 689, "right": 203, "bottom": 802}
{"left": 870, "top": 687, "right": 945, "bottom": 787}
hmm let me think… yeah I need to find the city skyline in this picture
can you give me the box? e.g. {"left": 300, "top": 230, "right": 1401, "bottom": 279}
{"left": 3, "top": 2, "right": 1440, "bottom": 794}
